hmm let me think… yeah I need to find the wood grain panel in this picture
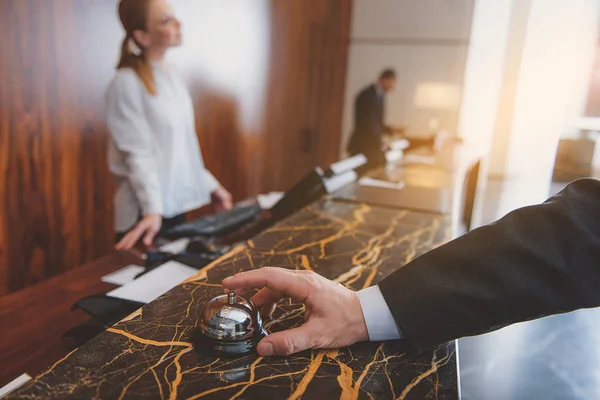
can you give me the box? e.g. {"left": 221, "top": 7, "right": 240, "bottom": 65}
{"left": 0, "top": 0, "right": 351, "bottom": 295}
{"left": 261, "top": 0, "right": 352, "bottom": 191}
{"left": 0, "top": 0, "right": 119, "bottom": 295}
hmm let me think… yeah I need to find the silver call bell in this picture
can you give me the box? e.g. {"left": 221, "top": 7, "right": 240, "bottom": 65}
{"left": 193, "top": 291, "right": 267, "bottom": 357}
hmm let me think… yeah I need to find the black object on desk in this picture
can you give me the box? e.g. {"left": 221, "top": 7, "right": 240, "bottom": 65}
{"left": 218, "top": 168, "right": 328, "bottom": 244}
{"left": 144, "top": 250, "right": 173, "bottom": 269}
{"left": 185, "top": 236, "right": 223, "bottom": 255}
{"left": 65, "top": 295, "right": 146, "bottom": 345}
{"left": 134, "top": 249, "right": 225, "bottom": 280}
{"left": 164, "top": 205, "right": 261, "bottom": 239}
{"left": 70, "top": 295, "right": 145, "bottom": 326}
{"left": 68, "top": 253, "right": 216, "bottom": 343}
{"left": 269, "top": 168, "right": 326, "bottom": 221}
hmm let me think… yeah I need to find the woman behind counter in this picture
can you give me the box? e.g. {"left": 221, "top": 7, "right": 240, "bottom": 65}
{"left": 106, "top": 0, "right": 232, "bottom": 250}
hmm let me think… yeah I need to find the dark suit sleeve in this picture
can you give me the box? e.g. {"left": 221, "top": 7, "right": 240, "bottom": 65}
{"left": 378, "top": 178, "right": 600, "bottom": 352}
{"left": 354, "top": 90, "right": 380, "bottom": 137}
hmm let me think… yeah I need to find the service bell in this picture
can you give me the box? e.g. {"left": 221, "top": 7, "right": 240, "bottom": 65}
{"left": 193, "top": 291, "right": 267, "bottom": 357}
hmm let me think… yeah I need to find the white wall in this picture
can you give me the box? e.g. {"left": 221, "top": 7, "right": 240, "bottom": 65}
{"left": 457, "top": 0, "right": 516, "bottom": 151}
{"left": 171, "top": 0, "right": 271, "bottom": 130}
{"left": 466, "top": 0, "right": 600, "bottom": 221}
{"left": 454, "top": 0, "right": 517, "bottom": 228}
{"left": 497, "top": 0, "right": 599, "bottom": 213}
{"left": 342, "top": 0, "right": 475, "bottom": 154}
{"left": 352, "top": 0, "right": 473, "bottom": 40}
{"left": 487, "top": 0, "right": 532, "bottom": 177}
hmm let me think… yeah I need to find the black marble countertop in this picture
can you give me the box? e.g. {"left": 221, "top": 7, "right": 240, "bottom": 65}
{"left": 10, "top": 199, "right": 457, "bottom": 399}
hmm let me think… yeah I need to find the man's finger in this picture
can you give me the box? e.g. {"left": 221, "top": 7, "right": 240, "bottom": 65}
{"left": 256, "top": 324, "right": 316, "bottom": 356}
{"left": 224, "top": 287, "right": 256, "bottom": 297}
{"left": 250, "top": 287, "right": 284, "bottom": 318}
{"left": 250, "top": 287, "right": 284, "bottom": 308}
{"left": 222, "top": 268, "right": 311, "bottom": 303}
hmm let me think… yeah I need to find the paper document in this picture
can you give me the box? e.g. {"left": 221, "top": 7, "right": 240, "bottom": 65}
{"left": 324, "top": 170, "right": 357, "bottom": 193}
{"left": 0, "top": 374, "right": 32, "bottom": 398}
{"left": 101, "top": 265, "right": 145, "bottom": 286}
{"left": 106, "top": 261, "right": 198, "bottom": 304}
{"left": 159, "top": 238, "right": 190, "bottom": 254}
{"left": 389, "top": 138, "right": 410, "bottom": 150}
{"left": 358, "top": 177, "right": 406, "bottom": 190}
{"left": 257, "top": 192, "right": 284, "bottom": 209}
{"left": 402, "top": 154, "right": 436, "bottom": 164}
{"left": 385, "top": 149, "right": 404, "bottom": 164}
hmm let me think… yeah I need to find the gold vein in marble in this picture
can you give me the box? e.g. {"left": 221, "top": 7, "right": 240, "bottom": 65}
{"left": 289, "top": 350, "right": 336, "bottom": 399}
{"left": 34, "top": 348, "right": 78, "bottom": 380}
{"left": 397, "top": 347, "right": 454, "bottom": 400}
{"left": 228, "top": 357, "right": 264, "bottom": 399}
{"left": 300, "top": 254, "right": 314, "bottom": 271}
{"left": 255, "top": 204, "right": 371, "bottom": 257}
{"left": 167, "top": 347, "right": 194, "bottom": 400}
{"left": 106, "top": 328, "right": 192, "bottom": 348}
{"left": 185, "top": 245, "right": 246, "bottom": 284}
{"left": 187, "top": 369, "right": 308, "bottom": 399}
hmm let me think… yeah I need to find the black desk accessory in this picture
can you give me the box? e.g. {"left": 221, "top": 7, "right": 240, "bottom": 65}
{"left": 164, "top": 205, "right": 261, "bottom": 239}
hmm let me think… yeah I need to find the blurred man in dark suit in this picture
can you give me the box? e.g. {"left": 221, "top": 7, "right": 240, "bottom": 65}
{"left": 347, "top": 69, "right": 399, "bottom": 169}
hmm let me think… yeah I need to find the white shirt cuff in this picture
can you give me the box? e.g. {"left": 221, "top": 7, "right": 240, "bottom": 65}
{"left": 358, "top": 285, "right": 403, "bottom": 341}
{"left": 204, "top": 170, "right": 220, "bottom": 193}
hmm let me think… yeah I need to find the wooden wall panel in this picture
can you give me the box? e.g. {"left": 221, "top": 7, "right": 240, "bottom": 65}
{"left": 261, "top": 0, "right": 352, "bottom": 191}
{"left": 0, "top": 0, "right": 351, "bottom": 295}
{"left": 0, "top": 0, "right": 119, "bottom": 294}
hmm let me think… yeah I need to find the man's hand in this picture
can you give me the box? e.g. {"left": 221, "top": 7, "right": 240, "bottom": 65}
{"left": 222, "top": 267, "right": 369, "bottom": 356}
{"left": 115, "top": 213, "right": 162, "bottom": 250}
{"left": 211, "top": 186, "right": 233, "bottom": 213}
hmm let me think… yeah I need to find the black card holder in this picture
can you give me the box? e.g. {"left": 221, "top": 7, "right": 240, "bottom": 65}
{"left": 71, "top": 294, "right": 145, "bottom": 326}
{"left": 64, "top": 253, "right": 216, "bottom": 345}
{"left": 63, "top": 295, "right": 145, "bottom": 345}
{"left": 69, "top": 253, "right": 213, "bottom": 324}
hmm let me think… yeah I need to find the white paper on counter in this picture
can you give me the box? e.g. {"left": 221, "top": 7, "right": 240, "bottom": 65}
{"left": 106, "top": 261, "right": 198, "bottom": 304}
{"left": 324, "top": 170, "right": 357, "bottom": 193}
{"left": 101, "top": 265, "right": 145, "bottom": 286}
{"left": 402, "top": 154, "right": 436, "bottom": 164}
{"left": 358, "top": 177, "right": 406, "bottom": 190}
{"left": 257, "top": 192, "right": 284, "bottom": 209}
{"left": 0, "top": 374, "right": 32, "bottom": 398}
{"left": 158, "top": 238, "right": 191, "bottom": 254}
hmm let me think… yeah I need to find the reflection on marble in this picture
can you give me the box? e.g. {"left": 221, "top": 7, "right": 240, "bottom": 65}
{"left": 459, "top": 307, "right": 600, "bottom": 400}
{"left": 11, "top": 199, "right": 457, "bottom": 399}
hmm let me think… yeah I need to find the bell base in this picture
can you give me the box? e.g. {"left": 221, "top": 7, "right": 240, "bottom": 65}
{"left": 191, "top": 329, "right": 267, "bottom": 357}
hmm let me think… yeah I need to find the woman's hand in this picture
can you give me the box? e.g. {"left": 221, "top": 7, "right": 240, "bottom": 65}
{"left": 115, "top": 213, "right": 162, "bottom": 250}
{"left": 222, "top": 268, "right": 369, "bottom": 356}
{"left": 211, "top": 186, "right": 233, "bottom": 213}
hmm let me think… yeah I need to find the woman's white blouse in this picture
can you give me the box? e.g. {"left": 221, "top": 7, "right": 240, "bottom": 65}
{"left": 106, "top": 64, "right": 219, "bottom": 232}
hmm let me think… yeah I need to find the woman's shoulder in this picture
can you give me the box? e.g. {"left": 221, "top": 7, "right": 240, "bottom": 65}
{"left": 106, "top": 68, "right": 144, "bottom": 98}
{"left": 108, "top": 68, "right": 142, "bottom": 91}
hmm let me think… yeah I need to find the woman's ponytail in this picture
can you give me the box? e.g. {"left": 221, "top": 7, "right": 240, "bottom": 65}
{"left": 116, "top": 0, "right": 156, "bottom": 95}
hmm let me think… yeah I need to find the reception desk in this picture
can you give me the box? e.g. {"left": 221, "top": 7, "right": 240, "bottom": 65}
{"left": 9, "top": 199, "right": 458, "bottom": 399}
